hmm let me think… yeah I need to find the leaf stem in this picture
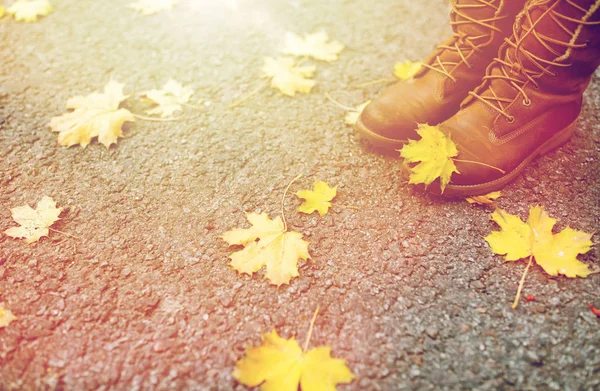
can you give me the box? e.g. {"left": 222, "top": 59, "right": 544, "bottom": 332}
{"left": 512, "top": 255, "right": 533, "bottom": 309}
{"left": 51, "top": 239, "right": 69, "bottom": 247}
{"left": 453, "top": 159, "right": 506, "bottom": 175}
{"left": 325, "top": 92, "right": 355, "bottom": 112}
{"left": 281, "top": 174, "right": 303, "bottom": 232}
{"left": 229, "top": 82, "right": 267, "bottom": 108}
{"left": 331, "top": 202, "right": 359, "bottom": 210}
{"left": 303, "top": 305, "right": 320, "bottom": 352}
{"left": 355, "top": 77, "right": 394, "bottom": 88}
{"left": 182, "top": 102, "right": 205, "bottom": 110}
{"left": 49, "top": 227, "right": 80, "bottom": 240}
{"left": 132, "top": 113, "right": 181, "bottom": 122}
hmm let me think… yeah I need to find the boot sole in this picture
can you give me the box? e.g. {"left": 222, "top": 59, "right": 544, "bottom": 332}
{"left": 354, "top": 117, "right": 407, "bottom": 150}
{"left": 417, "top": 120, "right": 578, "bottom": 198}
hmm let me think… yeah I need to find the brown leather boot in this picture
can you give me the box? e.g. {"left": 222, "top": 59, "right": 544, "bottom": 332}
{"left": 356, "top": 0, "right": 527, "bottom": 149}
{"left": 428, "top": 0, "right": 600, "bottom": 197}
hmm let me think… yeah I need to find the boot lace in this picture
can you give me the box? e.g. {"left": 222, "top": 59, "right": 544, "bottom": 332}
{"left": 468, "top": 0, "right": 600, "bottom": 121}
{"left": 422, "top": 0, "right": 507, "bottom": 82}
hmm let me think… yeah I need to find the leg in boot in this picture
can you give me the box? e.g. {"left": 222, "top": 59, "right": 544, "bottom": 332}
{"left": 422, "top": 0, "right": 600, "bottom": 197}
{"left": 355, "top": 0, "right": 528, "bottom": 149}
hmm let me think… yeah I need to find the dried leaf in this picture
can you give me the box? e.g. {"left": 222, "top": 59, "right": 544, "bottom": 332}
{"left": 0, "top": 307, "right": 17, "bottom": 328}
{"left": 234, "top": 329, "right": 355, "bottom": 391}
{"left": 143, "top": 80, "right": 194, "bottom": 118}
{"left": 221, "top": 212, "right": 310, "bottom": 286}
{"left": 466, "top": 191, "right": 502, "bottom": 205}
{"left": 129, "top": 0, "right": 176, "bottom": 15}
{"left": 4, "top": 196, "right": 62, "bottom": 244}
{"left": 296, "top": 181, "right": 337, "bottom": 216}
{"left": 344, "top": 101, "right": 370, "bottom": 125}
{"left": 394, "top": 60, "right": 423, "bottom": 80}
{"left": 399, "top": 124, "right": 459, "bottom": 192}
{"left": 7, "top": 0, "right": 53, "bottom": 22}
{"left": 262, "top": 57, "right": 316, "bottom": 97}
{"left": 485, "top": 206, "right": 594, "bottom": 278}
{"left": 49, "top": 81, "right": 135, "bottom": 148}
{"left": 282, "top": 31, "right": 345, "bottom": 62}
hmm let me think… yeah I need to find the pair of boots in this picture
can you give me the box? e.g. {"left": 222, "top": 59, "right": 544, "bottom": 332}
{"left": 356, "top": 0, "right": 600, "bottom": 197}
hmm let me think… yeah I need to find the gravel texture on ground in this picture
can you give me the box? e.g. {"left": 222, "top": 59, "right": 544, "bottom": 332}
{"left": 1, "top": 0, "right": 599, "bottom": 390}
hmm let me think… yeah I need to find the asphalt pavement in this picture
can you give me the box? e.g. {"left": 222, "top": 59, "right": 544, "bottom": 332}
{"left": 1, "top": 0, "right": 599, "bottom": 390}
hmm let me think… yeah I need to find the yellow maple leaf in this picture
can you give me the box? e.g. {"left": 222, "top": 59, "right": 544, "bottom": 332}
{"left": 262, "top": 57, "right": 316, "bottom": 97}
{"left": 534, "top": 227, "right": 594, "bottom": 278}
{"left": 485, "top": 206, "right": 594, "bottom": 278}
{"left": 143, "top": 80, "right": 194, "bottom": 118}
{"left": 129, "top": 0, "right": 176, "bottom": 15}
{"left": 296, "top": 181, "right": 337, "bottom": 216}
{"left": 221, "top": 212, "right": 310, "bottom": 286}
{"left": 393, "top": 60, "right": 423, "bottom": 80}
{"left": 4, "top": 196, "right": 62, "bottom": 244}
{"left": 485, "top": 208, "right": 533, "bottom": 261}
{"left": 0, "top": 6, "right": 5, "bottom": 18}
{"left": 399, "top": 124, "right": 460, "bottom": 192}
{"left": 466, "top": 191, "right": 502, "bottom": 205}
{"left": 234, "top": 329, "right": 355, "bottom": 391}
{"left": 344, "top": 101, "right": 370, "bottom": 126}
{"left": 282, "top": 31, "right": 345, "bottom": 62}
{"left": 7, "top": 0, "right": 53, "bottom": 22}
{"left": 49, "top": 81, "right": 135, "bottom": 148}
{"left": 0, "top": 307, "right": 17, "bottom": 328}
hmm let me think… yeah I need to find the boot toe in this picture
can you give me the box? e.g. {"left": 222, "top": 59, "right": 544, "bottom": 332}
{"left": 360, "top": 99, "right": 419, "bottom": 139}
{"left": 355, "top": 81, "right": 437, "bottom": 149}
{"left": 428, "top": 118, "right": 516, "bottom": 197}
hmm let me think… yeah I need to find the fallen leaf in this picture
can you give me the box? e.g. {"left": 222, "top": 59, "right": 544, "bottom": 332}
{"left": 262, "top": 57, "right": 316, "bottom": 97}
{"left": 399, "top": 123, "right": 459, "bottom": 192}
{"left": 394, "top": 60, "right": 423, "bottom": 80}
{"left": 589, "top": 304, "right": 600, "bottom": 317}
{"left": 466, "top": 191, "right": 502, "bottom": 205}
{"left": 0, "top": 307, "right": 17, "bottom": 328}
{"left": 7, "top": 0, "right": 52, "bottom": 22}
{"left": 282, "top": 31, "right": 345, "bottom": 62}
{"left": 485, "top": 208, "right": 532, "bottom": 261}
{"left": 49, "top": 81, "right": 135, "bottom": 148}
{"left": 344, "top": 101, "right": 370, "bottom": 125}
{"left": 296, "top": 181, "right": 337, "bottom": 216}
{"left": 4, "top": 196, "right": 62, "bottom": 244}
{"left": 485, "top": 205, "right": 594, "bottom": 278}
{"left": 534, "top": 226, "right": 594, "bottom": 278}
{"left": 129, "top": 0, "right": 176, "bottom": 15}
{"left": 221, "top": 212, "right": 310, "bottom": 286}
{"left": 143, "top": 80, "right": 194, "bottom": 118}
{"left": 0, "top": 6, "right": 5, "bottom": 18}
{"left": 234, "top": 329, "right": 355, "bottom": 391}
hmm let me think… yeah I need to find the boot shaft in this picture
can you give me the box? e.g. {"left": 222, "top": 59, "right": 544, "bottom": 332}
{"left": 515, "top": 0, "right": 600, "bottom": 91}
{"left": 418, "top": 0, "right": 527, "bottom": 80}
{"left": 450, "top": 0, "right": 526, "bottom": 38}
{"left": 477, "top": 0, "right": 600, "bottom": 100}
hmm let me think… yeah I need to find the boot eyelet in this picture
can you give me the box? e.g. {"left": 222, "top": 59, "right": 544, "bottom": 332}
{"left": 533, "top": 84, "right": 540, "bottom": 90}
{"left": 522, "top": 99, "right": 531, "bottom": 107}
{"left": 507, "top": 116, "right": 515, "bottom": 124}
